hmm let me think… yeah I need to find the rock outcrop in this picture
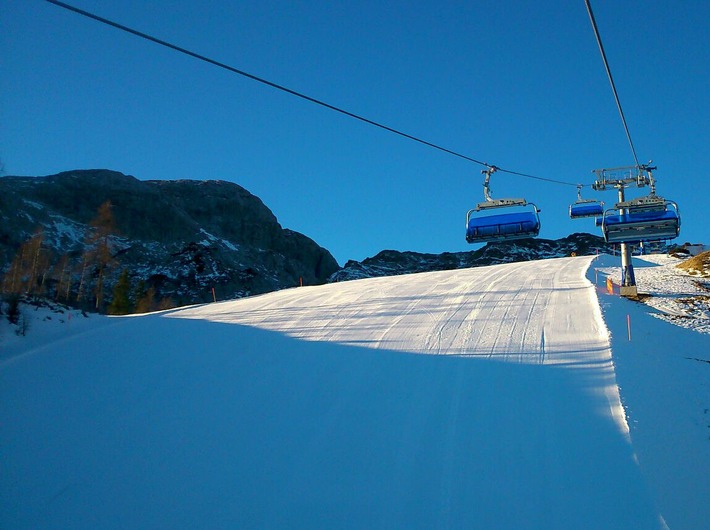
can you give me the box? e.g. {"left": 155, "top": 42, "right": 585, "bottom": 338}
{"left": 329, "top": 233, "right": 615, "bottom": 282}
{"left": 0, "top": 169, "right": 339, "bottom": 307}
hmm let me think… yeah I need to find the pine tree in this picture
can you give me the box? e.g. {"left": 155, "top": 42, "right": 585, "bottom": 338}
{"left": 1, "top": 229, "right": 52, "bottom": 296}
{"left": 108, "top": 270, "right": 132, "bottom": 315}
{"left": 1, "top": 244, "right": 27, "bottom": 294}
{"left": 157, "top": 296, "right": 176, "bottom": 311}
{"left": 132, "top": 279, "right": 147, "bottom": 307}
{"left": 53, "top": 254, "right": 71, "bottom": 302}
{"left": 76, "top": 254, "right": 89, "bottom": 304}
{"left": 26, "top": 230, "right": 51, "bottom": 296}
{"left": 135, "top": 285, "right": 156, "bottom": 314}
{"left": 81, "top": 201, "right": 119, "bottom": 311}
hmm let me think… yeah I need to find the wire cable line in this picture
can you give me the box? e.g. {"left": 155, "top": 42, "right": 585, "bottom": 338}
{"left": 498, "top": 168, "right": 577, "bottom": 187}
{"left": 584, "top": 0, "right": 641, "bottom": 168}
{"left": 45, "top": 0, "right": 578, "bottom": 187}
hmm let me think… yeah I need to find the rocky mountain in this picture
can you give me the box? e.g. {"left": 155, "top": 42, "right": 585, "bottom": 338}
{"left": 0, "top": 169, "right": 339, "bottom": 309}
{"left": 329, "top": 233, "right": 617, "bottom": 282}
{"left": 1, "top": 169, "right": 670, "bottom": 312}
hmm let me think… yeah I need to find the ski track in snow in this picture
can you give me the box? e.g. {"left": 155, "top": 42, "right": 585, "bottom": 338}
{"left": 172, "top": 256, "right": 667, "bottom": 519}
{"left": 172, "top": 257, "right": 638, "bottom": 493}
{"left": 2, "top": 256, "right": 679, "bottom": 529}
{"left": 174, "top": 257, "right": 606, "bottom": 366}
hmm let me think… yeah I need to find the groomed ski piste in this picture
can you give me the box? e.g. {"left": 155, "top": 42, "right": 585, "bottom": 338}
{"left": 1, "top": 255, "right": 708, "bottom": 529}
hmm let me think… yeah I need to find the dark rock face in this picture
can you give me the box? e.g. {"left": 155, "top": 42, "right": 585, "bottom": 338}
{"left": 329, "top": 233, "right": 615, "bottom": 282}
{"left": 0, "top": 169, "right": 339, "bottom": 306}
{"left": 149, "top": 179, "right": 282, "bottom": 248}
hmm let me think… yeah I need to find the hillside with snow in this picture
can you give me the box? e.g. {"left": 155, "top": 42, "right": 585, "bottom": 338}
{"left": 0, "top": 170, "right": 339, "bottom": 306}
{"left": 1, "top": 255, "right": 708, "bottom": 529}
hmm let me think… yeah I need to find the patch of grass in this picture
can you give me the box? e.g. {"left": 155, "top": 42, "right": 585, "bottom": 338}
{"left": 677, "top": 251, "right": 710, "bottom": 277}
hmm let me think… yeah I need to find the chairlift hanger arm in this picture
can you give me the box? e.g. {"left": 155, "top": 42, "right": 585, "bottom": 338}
{"left": 476, "top": 165, "right": 529, "bottom": 208}
{"left": 574, "top": 184, "right": 598, "bottom": 203}
{"left": 481, "top": 166, "right": 499, "bottom": 202}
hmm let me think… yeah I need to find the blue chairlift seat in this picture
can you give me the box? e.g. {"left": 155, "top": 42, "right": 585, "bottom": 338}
{"left": 466, "top": 210, "right": 540, "bottom": 243}
{"left": 597, "top": 205, "right": 680, "bottom": 244}
{"left": 569, "top": 202, "right": 604, "bottom": 219}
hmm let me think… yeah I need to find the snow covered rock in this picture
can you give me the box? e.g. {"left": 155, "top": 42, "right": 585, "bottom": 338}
{"left": 0, "top": 169, "right": 339, "bottom": 306}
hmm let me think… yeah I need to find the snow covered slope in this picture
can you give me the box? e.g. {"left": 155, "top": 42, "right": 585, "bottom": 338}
{"left": 2, "top": 256, "right": 707, "bottom": 528}
{"left": 591, "top": 255, "right": 710, "bottom": 530}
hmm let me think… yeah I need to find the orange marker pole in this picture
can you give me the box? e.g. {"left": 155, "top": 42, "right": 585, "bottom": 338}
{"left": 627, "top": 314, "right": 631, "bottom": 341}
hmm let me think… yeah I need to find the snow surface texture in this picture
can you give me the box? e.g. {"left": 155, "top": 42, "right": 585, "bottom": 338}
{"left": 1, "top": 256, "right": 707, "bottom": 528}
{"left": 591, "top": 255, "right": 710, "bottom": 530}
{"left": 598, "top": 253, "right": 710, "bottom": 334}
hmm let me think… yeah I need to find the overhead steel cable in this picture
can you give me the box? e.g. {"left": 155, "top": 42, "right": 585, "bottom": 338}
{"left": 45, "top": 0, "right": 580, "bottom": 187}
{"left": 497, "top": 168, "right": 577, "bottom": 187}
{"left": 584, "top": 0, "right": 641, "bottom": 168}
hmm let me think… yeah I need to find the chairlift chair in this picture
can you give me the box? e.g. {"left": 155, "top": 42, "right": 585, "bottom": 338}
{"left": 596, "top": 195, "right": 680, "bottom": 244}
{"left": 466, "top": 167, "right": 541, "bottom": 244}
{"left": 569, "top": 185, "right": 604, "bottom": 219}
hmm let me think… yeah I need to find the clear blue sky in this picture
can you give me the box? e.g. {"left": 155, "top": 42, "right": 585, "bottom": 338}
{"left": 2, "top": 0, "right": 708, "bottom": 264}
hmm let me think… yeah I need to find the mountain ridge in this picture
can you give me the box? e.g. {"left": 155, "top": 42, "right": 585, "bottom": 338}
{"left": 330, "top": 233, "right": 615, "bottom": 282}
{"left": 0, "top": 169, "right": 339, "bottom": 308}
{"left": 1, "top": 168, "right": 657, "bottom": 310}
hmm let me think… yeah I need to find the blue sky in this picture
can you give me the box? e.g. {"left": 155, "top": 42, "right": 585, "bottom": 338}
{"left": 2, "top": 0, "right": 708, "bottom": 264}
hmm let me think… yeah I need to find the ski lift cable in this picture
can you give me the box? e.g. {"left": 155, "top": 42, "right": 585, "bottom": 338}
{"left": 584, "top": 0, "right": 641, "bottom": 168}
{"left": 497, "top": 168, "right": 578, "bottom": 187}
{"left": 45, "top": 0, "right": 580, "bottom": 188}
